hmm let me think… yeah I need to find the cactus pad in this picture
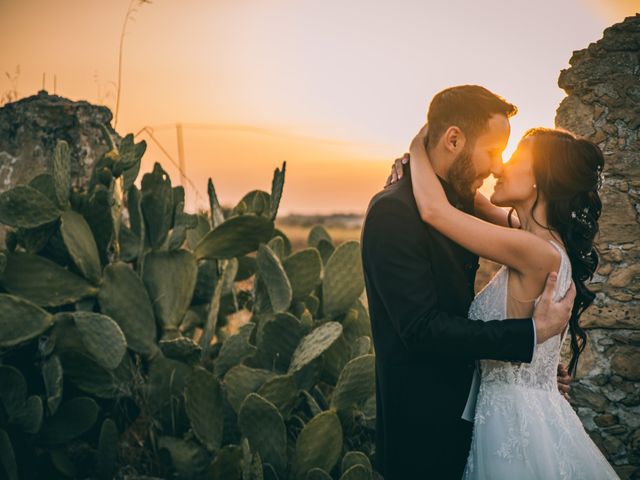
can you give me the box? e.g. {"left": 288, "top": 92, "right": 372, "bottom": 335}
{"left": 98, "top": 262, "right": 158, "bottom": 357}
{"left": 60, "top": 209, "right": 102, "bottom": 284}
{"left": 292, "top": 411, "right": 343, "bottom": 479}
{"left": 238, "top": 393, "right": 287, "bottom": 476}
{"left": 0, "top": 429, "right": 17, "bottom": 480}
{"left": 322, "top": 241, "right": 364, "bottom": 318}
{"left": 97, "top": 418, "right": 119, "bottom": 480}
{"left": 142, "top": 249, "right": 197, "bottom": 335}
{"left": 160, "top": 336, "right": 203, "bottom": 365}
{"left": 1, "top": 252, "right": 98, "bottom": 306}
{"left": 306, "top": 469, "right": 332, "bottom": 480}
{"left": 194, "top": 214, "right": 274, "bottom": 260}
{"left": 288, "top": 322, "right": 343, "bottom": 374}
{"left": 339, "top": 464, "right": 371, "bottom": 480}
{"left": 210, "top": 444, "right": 243, "bottom": 480}
{"left": 223, "top": 364, "right": 276, "bottom": 414}
{"left": 283, "top": 248, "right": 323, "bottom": 301}
{"left": 270, "top": 162, "right": 286, "bottom": 219}
{"left": 256, "top": 244, "right": 292, "bottom": 313}
{"left": 0, "top": 185, "right": 62, "bottom": 228}
{"left": 213, "top": 323, "right": 257, "bottom": 377}
{"left": 341, "top": 451, "right": 372, "bottom": 476}
{"left": 72, "top": 311, "right": 127, "bottom": 370}
{"left": 0, "top": 294, "right": 54, "bottom": 347}
{"left": 307, "top": 225, "right": 332, "bottom": 248}
{"left": 39, "top": 397, "right": 100, "bottom": 445}
{"left": 330, "top": 354, "right": 375, "bottom": 412}
{"left": 42, "top": 355, "right": 63, "bottom": 415}
{"left": 140, "top": 162, "right": 174, "bottom": 249}
{"left": 252, "top": 313, "right": 305, "bottom": 372}
{"left": 256, "top": 374, "right": 299, "bottom": 418}
{"left": 185, "top": 367, "right": 224, "bottom": 451}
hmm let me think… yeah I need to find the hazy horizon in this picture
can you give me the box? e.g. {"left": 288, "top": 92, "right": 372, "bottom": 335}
{"left": 1, "top": 0, "right": 638, "bottom": 215}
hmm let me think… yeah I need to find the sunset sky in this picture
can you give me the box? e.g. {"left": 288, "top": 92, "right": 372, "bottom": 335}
{"left": 1, "top": 0, "right": 638, "bottom": 214}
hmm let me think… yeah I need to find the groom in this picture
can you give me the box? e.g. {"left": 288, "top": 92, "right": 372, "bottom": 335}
{"left": 360, "top": 85, "right": 575, "bottom": 479}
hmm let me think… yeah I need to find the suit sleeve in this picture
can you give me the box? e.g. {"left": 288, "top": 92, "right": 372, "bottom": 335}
{"left": 362, "top": 196, "right": 534, "bottom": 362}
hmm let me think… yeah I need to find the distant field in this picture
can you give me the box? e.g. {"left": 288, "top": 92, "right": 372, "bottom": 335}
{"left": 275, "top": 213, "right": 364, "bottom": 250}
{"left": 276, "top": 223, "right": 363, "bottom": 251}
{"left": 274, "top": 214, "right": 499, "bottom": 293}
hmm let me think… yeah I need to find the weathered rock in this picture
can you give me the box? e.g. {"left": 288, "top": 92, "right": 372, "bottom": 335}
{"left": 608, "top": 265, "right": 640, "bottom": 288}
{"left": 602, "top": 434, "right": 624, "bottom": 457}
{"left": 630, "top": 429, "right": 640, "bottom": 464}
{"left": 556, "top": 14, "right": 640, "bottom": 470}
{"left": 572, "top": 384, "right": 608, "bottom": 412}
{"left": 0, "top": 90, "right": 121, "bottom": 246}
{"left": 574, "top": 333, "right": 597, "bottom": 379}
{"left": 611, "top": 331, "right": 640, "bottom": 346}
{"left": 581, "top": 301, "right": 640, "bottom": 330}
{"left": 594, "top": 414, "right": 618, "bottom": 428}
{"left": 611, "top": 346, "right": 640, "bottom": 381}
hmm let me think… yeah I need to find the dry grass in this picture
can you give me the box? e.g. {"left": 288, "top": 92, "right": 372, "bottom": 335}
{"left": 276, "top": 221, "right": 500, "bottom": 293}
{"left": 276, "top": 223, "right": 363, "bottom": 251}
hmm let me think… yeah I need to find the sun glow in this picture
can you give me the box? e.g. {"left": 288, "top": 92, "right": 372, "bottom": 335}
{"left": 0, "top": 0, "right": 633, "bottom": 213}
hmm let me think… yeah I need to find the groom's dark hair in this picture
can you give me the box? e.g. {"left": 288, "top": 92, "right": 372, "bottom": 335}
{"left": 426, "top": 85, "right": 517, "bottom": 147}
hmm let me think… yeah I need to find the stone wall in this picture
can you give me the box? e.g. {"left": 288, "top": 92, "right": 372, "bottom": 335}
{"left": 0, "top": 90, "right": 121, "bottom": 246}
{"left": 1, "top": 15, "right": 638, "bottom": 478}
{"left": 556, "top": 14, "right": 640, "bottom": 479}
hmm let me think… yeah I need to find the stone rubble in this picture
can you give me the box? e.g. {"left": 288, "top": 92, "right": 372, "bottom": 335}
{"left": 556, "top": 13, "right": 640, "bottom": 479}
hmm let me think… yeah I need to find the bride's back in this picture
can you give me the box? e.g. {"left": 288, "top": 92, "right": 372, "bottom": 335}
{"left": 469, "top": 239, "right": 572, "bottom": 391}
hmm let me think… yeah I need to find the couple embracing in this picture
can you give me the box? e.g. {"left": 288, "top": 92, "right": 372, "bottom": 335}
{"left": 360, "top": 85, "right": 620, "bottom": 479}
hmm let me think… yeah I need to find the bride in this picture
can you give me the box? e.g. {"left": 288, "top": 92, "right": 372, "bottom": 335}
{"left": 393, "top": 124, "right": 619, "bottom": 479}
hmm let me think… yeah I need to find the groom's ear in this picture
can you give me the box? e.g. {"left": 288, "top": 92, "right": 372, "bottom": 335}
{"left": 443, "top": 126, "right": 466, "bottom": 153}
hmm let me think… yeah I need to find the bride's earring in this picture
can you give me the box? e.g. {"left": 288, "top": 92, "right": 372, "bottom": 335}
{"left": 533, "top": 184, "right": 537, "bottom": 189}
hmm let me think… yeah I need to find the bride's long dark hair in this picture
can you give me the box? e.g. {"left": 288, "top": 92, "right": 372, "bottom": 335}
{"left": 507, "top": 127, "right": 605, "bottom": 376}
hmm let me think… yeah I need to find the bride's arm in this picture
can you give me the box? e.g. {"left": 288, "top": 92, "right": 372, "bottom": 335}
{"left": 409, "top": 126, "right": 557, "bottom": 275}
{"left": 385, "top": 155, "right": 521, "bottom": 228}
{"left": 474, "top": 191, "right": 521, "bottom": 228}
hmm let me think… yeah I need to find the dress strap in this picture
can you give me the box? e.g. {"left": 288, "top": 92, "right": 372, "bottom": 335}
{"left": 547, "top": 239, "right": 571, "bottom": 298}
{"left": 547, "top": 239, "right": 572, "bottom": 344}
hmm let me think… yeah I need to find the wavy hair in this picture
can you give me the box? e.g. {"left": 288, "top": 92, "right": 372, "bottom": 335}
{"left": 507, "top": 127, "right": 604, "bottom": 375}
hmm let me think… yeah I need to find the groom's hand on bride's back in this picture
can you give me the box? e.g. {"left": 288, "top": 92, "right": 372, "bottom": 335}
{"left": 532, "top": 272, "right": 576, "bottom": 344}
{"left": 557, "top": 363, "right": 572, "bottom": 400}
{"left": 384, "top": 153, "right": 410, "bottom": 187}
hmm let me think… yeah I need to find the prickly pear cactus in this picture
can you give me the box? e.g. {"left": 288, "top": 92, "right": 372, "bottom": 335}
{"left": 238, "top": 393, "right": 287, "bottom": 476}
{"left": 0, "top": 120, "right": 376, "bottom": 479}
{"left": 331, "top": 355, "right": 375, "bottom": 412}
{"left": 256, "top": 243, "right": 292, "bottom": 313}
{"left": 97, "top": 261, "right": 158, "bottom": 357}
{"left": 194, "top": 215, "right": 275, "bottom": 260}
{"left": 283, "top": 248, "right": 322, "bottom": 301}
{"left": 0, "top": 294, "right": 54, "bottom": 347}
{"left": 185, "top": 367, "right": 224, "bottom": 451}
{"left": 292, "top": 411, "right": 343, "bottom": 479}
{"left": 322, "top": 241, "right": 364, "bottom": 318}
{"left": 288, "top": 322, "right": 343, "bottom": 374}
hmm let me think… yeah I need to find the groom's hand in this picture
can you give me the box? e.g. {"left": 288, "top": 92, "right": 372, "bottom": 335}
{"left": 532, "top": 272, "right": 576, "bottom": 344}
{"left": 384, "top": 153, "right": 410, "bottom": 187}
{"left": 557, "top": 363, "right": 572, "bottom": 400}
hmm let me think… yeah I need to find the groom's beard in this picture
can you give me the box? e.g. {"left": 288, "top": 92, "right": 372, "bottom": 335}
{"left": 448, "top": 145, "right": 477, "bottom": 203}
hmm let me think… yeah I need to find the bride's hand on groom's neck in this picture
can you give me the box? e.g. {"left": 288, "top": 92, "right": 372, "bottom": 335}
{"left": 383, "top": 123, "right": 429, "bottom": 188}
{"left": 384, "top": 153, "right": 409, "bottom": 187}
{"left": 410, "top": 122, "right": 429, "bottom": 152}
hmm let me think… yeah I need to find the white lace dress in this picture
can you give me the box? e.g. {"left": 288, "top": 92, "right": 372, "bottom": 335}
{"left": 462, "top": 240, "right": 619, "bottom": 479}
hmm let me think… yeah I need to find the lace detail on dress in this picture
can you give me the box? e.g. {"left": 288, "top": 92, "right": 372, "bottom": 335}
{"left": 468, "top": 240, "right": 571, "bottom": 393}
{"left": 462, "top": 240, "right": 620, "bottom": 480}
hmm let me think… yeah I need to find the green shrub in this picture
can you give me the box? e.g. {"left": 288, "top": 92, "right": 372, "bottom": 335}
{"left": 0, "top": 132, "right": 374, "bottom": 479}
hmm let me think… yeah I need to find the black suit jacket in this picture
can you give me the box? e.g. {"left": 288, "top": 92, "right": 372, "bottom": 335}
{"left": 360, "top": 169, "right": 535, "bottom": 479}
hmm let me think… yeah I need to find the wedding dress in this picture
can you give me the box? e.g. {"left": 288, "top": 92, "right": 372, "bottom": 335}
{"left": 462, "top": 240, "right": 620, "bottom": 479}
